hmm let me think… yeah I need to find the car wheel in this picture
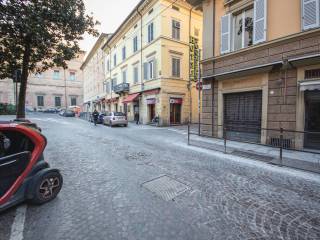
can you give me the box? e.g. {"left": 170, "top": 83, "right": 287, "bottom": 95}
{"left": 124, "top": 124, "right": 128, "bottom": 127}
{"left": 30, "top": 170, "right": 63, "bottom": 205}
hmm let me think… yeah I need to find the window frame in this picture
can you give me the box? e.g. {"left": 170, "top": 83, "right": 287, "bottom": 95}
{"left": 122, "top": 46, "right": 126, "bottom": 61}
{"left": 37, "top": 95, "right": 44, "bottom": 107}
{"left": 171, "top": 57, "right": 181, "bottom": 78}
{"left": 53, "top": 70, "right": 60, "bottom": 80}
{"left": 133, "top": 36, "right": 138, "bottom": 52}
{"left": 69, "top": 71, "right": 76, "bottom": 81}
{"left": 133, "top": 65, "right": 139, "bottom": 84}
{"left": 148, "top": 22, "right": 154, "bottom": 43}
{"left": 54, "top": 96, "right": 61, "bottom": 107}
{"left": 113, "top": 54, "right": 117, "bottom": 67}
{"left": 172, "top": 19, "right": 181, "bottom": 40}
{"left": 148, "top": 60, "right": 154, "bottom": 79}
{"left": 70, "top": 97, "right": 77, "bottom": 106}
{"left": 232, "top": 7, "right": 254, "bottom": 51}
{"left": 122, "top": 69, "right": 127, "bottom": 83}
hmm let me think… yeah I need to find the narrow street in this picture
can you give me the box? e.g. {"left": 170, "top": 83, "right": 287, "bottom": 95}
{"left": 1, "top": 114, "right": 320, "bottom": 240}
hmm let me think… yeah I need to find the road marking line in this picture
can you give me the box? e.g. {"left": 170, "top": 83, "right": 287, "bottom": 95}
{"left": 9, "top": 205, "right": 27, "bottom": 240}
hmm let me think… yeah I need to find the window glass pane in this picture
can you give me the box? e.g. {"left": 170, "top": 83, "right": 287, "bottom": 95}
{"left": 244, "top": 8, "right": 254, "bottom": 48}
{"left": 69, "top": 72, "right": 76, "bottom": 81}
{"left": 122, "top": 70, "right": 127, "bottom": 83}
{"left": 37, "top": 96, "right": 44, "bottom": 106}
{"left": 53, "top": 70, "right": 60, "bottom": 80}
{"left": 172, "top": 20, "right": 180, "bottom": 40}
{"left": 149, "top": 61, "right": 154, "bottom": 79}
{"left": 114, "top": 112, "right": 125, "bottom": 116}
{"left": 233, "top": 13, "right": 243, "bottom": 50}
{"left": 55, "top": 97, "right": 61, "bottom": 107}
{"left": 71, "top": 97, "right": 77, "bottom": 106}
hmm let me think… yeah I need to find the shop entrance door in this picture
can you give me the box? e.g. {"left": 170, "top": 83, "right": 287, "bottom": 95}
{"left": 170, "top": 104, "right": 181, "bottom": 124}
{"left": 304, "top": 90, "right": 320, "bottom": 149}
{"left": 149, "top": 104, "right": 155, "bottom": 122}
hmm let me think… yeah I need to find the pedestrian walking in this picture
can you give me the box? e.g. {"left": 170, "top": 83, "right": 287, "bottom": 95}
{"left": 134, "top": 112, "right": 140, "bottom": 125}
{"left": 92, "top": 109, "right": 99, "bottom": 126}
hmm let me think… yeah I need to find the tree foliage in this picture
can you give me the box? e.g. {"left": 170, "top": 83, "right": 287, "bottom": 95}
{"left": 0, "top": 0, "right": 99, "bottom": 118}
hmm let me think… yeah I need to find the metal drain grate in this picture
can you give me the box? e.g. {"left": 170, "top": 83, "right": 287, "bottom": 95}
{"left": 142, "top": 175, "right": 190, "bottom": 201}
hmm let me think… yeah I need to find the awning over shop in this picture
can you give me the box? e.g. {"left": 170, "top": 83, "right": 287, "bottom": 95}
{"left": 289, "top": 54, "right": 320, "bottom": 67}
{"left": 299, "top": 80, "right": 320, "bottom": 91}
{"left": 122, "top": 93, "right": 140, "bottom": 103}
{"left": 106, "top": 97, "right": 119, "bottom": 103}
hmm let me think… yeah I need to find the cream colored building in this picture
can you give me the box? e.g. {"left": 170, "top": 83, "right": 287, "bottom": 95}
{"left": 100, "top": 0, "right": 202, "bottom": 126}
{"left": 0, "top": 78, "right": 15, "bottom": 105}
{"left": 188, "top": 0, "right": 320, "bottom": 150}
{"left": 1, "top": 53, "right": 85, "bottom": 111}
{"left": 25, "top": 52, "right": 85, "bottom": 110}
{"left": 81, "top": 33, "right": 111, "bottom": 113}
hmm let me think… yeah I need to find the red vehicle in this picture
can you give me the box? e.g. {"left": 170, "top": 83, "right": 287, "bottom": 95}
{"left": 0, "top": 120, "right": 63, "bottom": 212}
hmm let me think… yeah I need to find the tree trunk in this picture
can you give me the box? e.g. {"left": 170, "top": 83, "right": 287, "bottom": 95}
{"left": 16, "top": 42, "right": 31, "bottom": 119}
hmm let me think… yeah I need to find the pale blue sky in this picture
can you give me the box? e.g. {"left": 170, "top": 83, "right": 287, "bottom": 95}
{"left": 80, "top": 0, "right": 141, "bottom": 52}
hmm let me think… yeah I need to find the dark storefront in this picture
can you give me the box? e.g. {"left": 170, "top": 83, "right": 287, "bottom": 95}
{"left": 147, "top": 98, "right": 156, "bottom": 122}
{"left": 304, "top": 90, "right": 320, "bottom": 149}
{"left": 170, "top": 98, "right": 182, "bottom": 124}
{"left": 223, "top": 91, "right": 262, "bottom": 143}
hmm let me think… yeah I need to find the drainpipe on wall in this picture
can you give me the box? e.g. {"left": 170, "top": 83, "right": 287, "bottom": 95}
{"left": 137, "top": 7, "right": 143, "bottom": 124}
{"left": 212, "top": 0, "right": 216, "bottom": 137}
{"left": 137, "top": 7, "right": 143, "bottom": 92}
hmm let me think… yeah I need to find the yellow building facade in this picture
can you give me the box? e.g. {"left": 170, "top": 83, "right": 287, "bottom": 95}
{"left": 100, "top": 0, "right": 203, "bottom": 126}
{"left": 188, "top": 0, "right": 320, "bottom": 150}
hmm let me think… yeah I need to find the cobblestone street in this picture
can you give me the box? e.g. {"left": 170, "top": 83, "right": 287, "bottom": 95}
{"left": 1, "top": 114, "right": 320, "bottom": 240}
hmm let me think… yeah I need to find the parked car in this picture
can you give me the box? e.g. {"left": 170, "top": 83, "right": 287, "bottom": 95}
{"left": 25, "top": 106, "right": 34, "bottom": 113}
{"left": 59, "top": 109, "right": 65, "bottom": 116}
{"left": 98, "top": 113, "right": 106, "bottom": 124}
{"left": 63, "top": 110, "right": 75, "bottom": 117}
{"left": 103, "top": 112, "right": 128, "bottom": 127}
{"left": 43, "top": 108, "right": 58, "bottom": 113}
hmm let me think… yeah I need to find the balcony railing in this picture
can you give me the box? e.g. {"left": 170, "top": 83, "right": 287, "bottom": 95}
{"left": 113, "top": 83, "right": 130, "bottom": 94}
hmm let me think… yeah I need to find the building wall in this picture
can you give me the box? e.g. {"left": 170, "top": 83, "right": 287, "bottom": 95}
{"left": 0, "top": 78, "right": 15, "bottom": 105}
{"left": 210, "top": 0, "right": 304, "bottom": 58}
{"left": 0, "top": 54, "right": 84, "bottom": 111}
{"left": 82, "top": 34, "right": 109, "bottom": 112}
{"left": 26, "top": 53, "right": 85, "bottom": 110}
{"left": 191, "top": 0, "right": 320, "bottom": 150}
{"left": 101, "top": 0, "right": 203, "bottom": 126}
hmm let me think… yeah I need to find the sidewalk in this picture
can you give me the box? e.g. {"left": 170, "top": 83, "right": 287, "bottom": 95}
{"left": 188, "top": 133, "right": 320, "bottom": 174}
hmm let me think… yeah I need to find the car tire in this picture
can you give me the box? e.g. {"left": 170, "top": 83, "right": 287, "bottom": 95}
{"left": 30, "top": 170, "right": 63, "bottom": 205}
{"left": 124, "top": 124, "right": 128, "bottom": 127}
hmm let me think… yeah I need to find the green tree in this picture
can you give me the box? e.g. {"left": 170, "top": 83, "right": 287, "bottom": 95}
{"left": 0, "top": 0, "right": 99, "bottom": 118}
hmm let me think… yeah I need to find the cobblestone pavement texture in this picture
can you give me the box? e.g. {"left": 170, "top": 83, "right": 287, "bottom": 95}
{"left": 0, "top": 114, "right": 320, "bottom": 240}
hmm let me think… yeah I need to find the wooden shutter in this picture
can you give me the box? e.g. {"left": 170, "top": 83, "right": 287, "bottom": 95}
{"left": 253, "top": 0, "right": 267, "bottom": 44}
{"left": 143, "top": 62, "right": 148, "bottom": 80}
{"left": 302, "top": 0, "right": 319, "bottom": 30}
{"left": 153, "top": 59, "right": 157, "bottom": 79}
{"left": 221, "top": 14, "right": 231, "bottom": 54}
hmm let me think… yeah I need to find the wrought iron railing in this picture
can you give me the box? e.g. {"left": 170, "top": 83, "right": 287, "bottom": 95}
{"left": 187, "top": 122, "right": 320, "bottom": 173}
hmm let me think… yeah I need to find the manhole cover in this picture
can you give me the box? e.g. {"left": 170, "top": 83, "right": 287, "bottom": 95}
{"left": 142, "top": 175, "right": 190, "bottom": 201}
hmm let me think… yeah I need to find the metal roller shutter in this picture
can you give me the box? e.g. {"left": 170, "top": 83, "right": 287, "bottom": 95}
{"left": 224, "top": 91, "right": 262, "bottom": 143}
